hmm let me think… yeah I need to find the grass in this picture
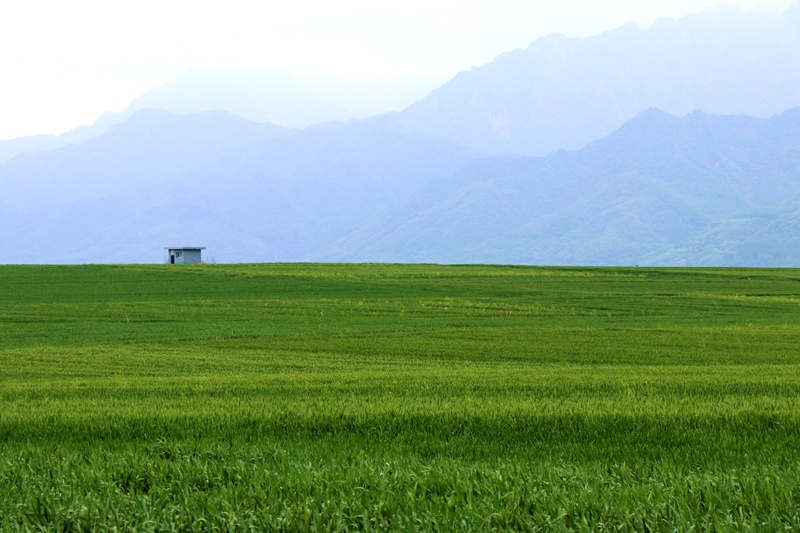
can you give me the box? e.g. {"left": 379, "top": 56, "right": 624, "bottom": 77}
{"left": 0, "top": 263, "right": 799, "bottom": 530}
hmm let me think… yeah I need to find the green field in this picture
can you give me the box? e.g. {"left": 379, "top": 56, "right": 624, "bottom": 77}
{"left": 1, "top": 263, "right": 799, "bottom": 531}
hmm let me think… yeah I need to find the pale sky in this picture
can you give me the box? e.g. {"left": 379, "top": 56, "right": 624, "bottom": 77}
{"left": 0, "top": 0, "right": 791, "bottom": 140}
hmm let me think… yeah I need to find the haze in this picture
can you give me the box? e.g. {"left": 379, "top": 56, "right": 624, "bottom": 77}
{"left": 0, "top": 0, "right": 789, "bottom": 140}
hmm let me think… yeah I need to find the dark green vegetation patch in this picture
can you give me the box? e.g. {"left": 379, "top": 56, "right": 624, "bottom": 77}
{"left": 1, "top": 264, "right": 799, "bottom": 530}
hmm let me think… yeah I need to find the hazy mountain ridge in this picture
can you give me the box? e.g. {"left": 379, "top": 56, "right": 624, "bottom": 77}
{"left": 396, "top": 2, "right": 800, "bottom": 156}
{"left": 1, "top": 3, "right": 799, "bottom": 265}
{"left": 0, "top": 109, "right": 293, "bottom": 215}
{"left": 0, "top": 107, "right": 155, "bottom": 165}
{"left": 0, "top": 111, "right": 477, "bottom": 263}
{"left": 1, "top": 105, "right": 798, "bottom": 265}
{"left": 4, "top": 2, "right": 798, "bottom": 166}
{"left": 319, "top": 108, "right": 800, "bottom": 266}
{"left": 0, "top": 68, "right": 434, "bottom": 164}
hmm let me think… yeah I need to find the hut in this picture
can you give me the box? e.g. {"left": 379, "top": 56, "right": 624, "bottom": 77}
{"left": 164, "top": 247, "right": 206, "bottom": 264}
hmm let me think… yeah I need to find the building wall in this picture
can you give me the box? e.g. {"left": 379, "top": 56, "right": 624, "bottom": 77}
{"left": 182, "top": 249, "right": 203, "bottom": 264}
{"left": 168, "top": 249, "right": 203, "bottom": 264}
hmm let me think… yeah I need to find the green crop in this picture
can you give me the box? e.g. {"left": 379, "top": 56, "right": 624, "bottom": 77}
{"left": 1, "top": 264, "right": 799, "bottom": 531}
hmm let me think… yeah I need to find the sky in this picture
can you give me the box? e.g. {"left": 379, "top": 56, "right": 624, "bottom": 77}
{"left": 0, "top": 0, "right": 792, "bottom": 140}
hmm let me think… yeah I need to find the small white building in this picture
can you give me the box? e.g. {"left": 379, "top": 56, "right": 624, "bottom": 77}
{"left": 165, "top": 247, "right": 205, "bottom": 264}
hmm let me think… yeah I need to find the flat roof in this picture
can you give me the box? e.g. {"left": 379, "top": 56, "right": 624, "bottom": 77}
{"left": 164, "top": 247, "right": 206, "bottom": 250}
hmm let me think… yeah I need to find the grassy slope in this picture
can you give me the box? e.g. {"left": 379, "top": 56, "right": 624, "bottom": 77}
{"left": 1, "top": 264, "right": 799, "bottom": 530}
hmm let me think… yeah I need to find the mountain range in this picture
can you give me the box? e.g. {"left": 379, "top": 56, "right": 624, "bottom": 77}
{"left": 1, "top": 2, "right": 799, "bottom": 266}
{"left": 321, "top": 108, "right": 800, "bottom": 266}
{"left": 4, "top": 2, "right": 799, "bottom": 165}
{"left": 1, "top": 105, "right": 798, "bottom": 266}
{"left": 0, "top": 111, "right": 476, "bottom": 263}
{"left": 0, "top": 70, "right": 436, "bottom": 164}
{"left": 396, "top": 1, "right": 800, "bottom": 155}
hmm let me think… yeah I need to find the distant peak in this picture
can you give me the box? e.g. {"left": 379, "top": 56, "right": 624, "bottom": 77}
{"left": 524, "top": 32, "right": 568, "bottom": 52}
{"left": 617, "top": 20, "right": 641, "bottom": 32}
{"left": 601, "top": 108, "right": 681, "bottom": 141}
{"left": 634, "top": 108, "right": 679, "bottom": 121}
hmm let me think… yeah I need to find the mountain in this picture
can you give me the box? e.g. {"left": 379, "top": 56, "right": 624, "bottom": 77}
{"left": 0, "top": 110, "right": 478, "bottom": 264}
{"left": 652, "top": 204, "right": 800, "bottom": 266}
{"left": 0, "top": 109, "right": 292, "bottom": 216}
{"left": 0, "top": 110, "right": 131, "bottom": 164}
{"left": 0, "top": 68, "right": 436, "bottom": 164}
{"left": 319, "top": 107, "right": 800, "bottom": 266}
{"left": 4, "top": 2, "right": 798, "bottom": 166}
{"left": 396, "top": 2, "right": 800, "bottom": 156}
{"left": 2, "top": 106, "right": 798, "bottom": 266}
{"left": 125, "top": 68, "right": 433, "bottom": 129}
{"left": 3, "top": 2, "right": 800, "bottom": 266}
